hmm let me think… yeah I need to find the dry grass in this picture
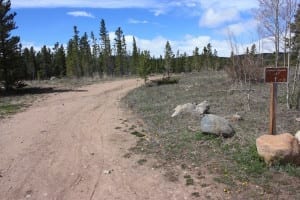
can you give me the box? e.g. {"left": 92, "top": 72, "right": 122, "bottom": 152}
{"left": 122, "top": 71, "right": 300, "bottom": 199}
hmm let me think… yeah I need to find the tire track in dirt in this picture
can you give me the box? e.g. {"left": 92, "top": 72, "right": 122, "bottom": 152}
{"left": 0, "top": 78, "right": 200, "bottom": 200}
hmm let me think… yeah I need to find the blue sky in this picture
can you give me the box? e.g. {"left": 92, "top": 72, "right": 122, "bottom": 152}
{"left": 11, "top": 0, "right": 262, "bottom": 57}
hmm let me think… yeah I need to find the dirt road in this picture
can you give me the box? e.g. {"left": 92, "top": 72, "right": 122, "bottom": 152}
{"left": 0, "top": 79, "right": 196, "bottom": 200}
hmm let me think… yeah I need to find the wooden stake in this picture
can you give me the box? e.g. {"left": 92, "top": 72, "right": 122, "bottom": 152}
{"left": 269, "top": 83, "right": 277, "bottom": 135}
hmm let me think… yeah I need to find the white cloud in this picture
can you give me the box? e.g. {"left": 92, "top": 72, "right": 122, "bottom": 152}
{"left": 128, "top": 18, "right": 149, "bottom": 24}
{"left": 110, "top": 33, "right": 232, "bottom": 57}
{"left": 199, "top": 0, "right": 258, "bottom": 11}
{"left": 200, "top": 8, "right": 240, "bottom": 28}
{"left": 222, "top": 19, "right": 258, "bottom": 37}
{"left": 12, "top": 0, "right": 157, "bottom": 8}
{"left": 67, "top": 11, "right": 95, "bottom": 18}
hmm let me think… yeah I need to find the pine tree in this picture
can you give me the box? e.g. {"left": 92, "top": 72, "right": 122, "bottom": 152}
{"left": 212, "top": 49, "right": 219, "bottom": 70}
{"left": 100, "top": 19, "right": 112, "bottom": 76}
{"left": 250, "top": 44, "right": 257, "bottom": 55}
{"left": 66, "top": 26, "right": 81, "bottom": 77}
{"left": 39, "top": 45, "right": 52, "bottom": 79}
{"left": 175, "top": 50, "right": 180, "bottom": 73}
{"left": 52, "top": 43, "right": 66, "bottom": 77}
{"left": 131, "top": 36, "right": 139, "bottom": 74}
{"left": 22, "top": 47, "right": 30, "bottom": 79}
{"left": 66, "top": 39, "right": 75, "bottom": 77}
{"left": 192, "top": 47, "right": 200, "bottom": 71}
{"left": 22, "top": 46, "right": 38, "bottom": 79}
{"left": 80, "top": 32, "right": 92, "bottom": 76}
{"left": 114, "top": 27, "right": 124, "bottom": 75}
{"left": 206, "top": 43, "right": 213, "bottom": 69}
{"left": 122, "top": 35, "right": 128, "bottom": 75}
{"left": 29, "top": 47, "right": 37, "bottom": 79}
{"left": 183, "top": 52, "right": 191, "bottom": 72}
{"left": 138, "top": 50, "right": 151, "bottom": 83}
{"left": 164, "top": 41, "right": 173, "bottom": 77}
{"left": 73, "top": 26, "right": 82, "bottom": 77}
{"left": 90, "top": 31, "right": 101, "bottom": 76}
{"left": 0, "top": 0, "right": 21, "bottom": 90}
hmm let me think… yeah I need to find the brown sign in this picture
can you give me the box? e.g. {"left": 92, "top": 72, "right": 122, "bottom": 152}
{"left": 265, "top": 68, "right": 288, "bottom": 83}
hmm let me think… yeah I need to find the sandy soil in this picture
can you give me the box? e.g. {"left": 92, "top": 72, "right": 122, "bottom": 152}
{"left": 0, "top": 78, "right": 204, "bottom": 200}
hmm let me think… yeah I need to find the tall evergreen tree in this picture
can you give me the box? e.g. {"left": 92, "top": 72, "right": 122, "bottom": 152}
{"left": 29, "top": 47, "right": 37, "bottom": 79}
{"left": 122, "top": 35, "right": 129, "bottom": 75}
{"left": 192, "top": 47, "right": 200, "bottom": 71}
{"left": 90, "top": 31, "right": 101, "bottom": 76}
{"left": 138, "top": 50, "right": 151, "bottom": 83}
{"left": 183, "top": 52, "right": 191, "bottom": 72}
{"left": 212, "top": 49, "right": 219, "bottom": 70}
{"left": 39, "top": 45, "right": 52, "bottom": 79}
{"left": 66, "top": 26, "right": 81, "bottom": 77}
{"left": 22, "top": 46, "right": 37, "bottom": 79}
{"left": 164, "top": 41, "right": 173, "bottom": 77}
{"left": 114, "top": 27, "right": 124, "bottom": 75}
{"left": 66, "top": 39, "right": 75, "bottom": 77}
{"left": 80, "top": 32, "right": 92, "bottom": 76}
{"left": 100, "top": 19, "right": 112, "bottom": 76}
{"left": 52, "top": 43, "right": 66, "bottom": 77}
{"left": 22, "top": 47, "right": 30, "bottom": 79}
{"left": 0, "top": 0, "right": 21, "bottom": 90}
{"left": 73, "top": 26, "right": 81, "bottom": 77}
{"left": 131, "top": 36, "right": 139, "bottom": 74}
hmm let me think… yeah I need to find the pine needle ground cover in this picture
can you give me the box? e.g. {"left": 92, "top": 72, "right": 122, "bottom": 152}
{"left": 122, "top": 71, "right": 300, "bottom": 199}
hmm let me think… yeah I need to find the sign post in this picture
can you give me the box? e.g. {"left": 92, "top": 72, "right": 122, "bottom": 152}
{"left": 265, "top": 68, "right": 288, "bottom": 135}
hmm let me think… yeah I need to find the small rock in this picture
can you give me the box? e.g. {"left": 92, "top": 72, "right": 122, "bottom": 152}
{"left": 200, "top": 114, "right": 235, "bottom": 137}
{"left": 103, "top": 170, "right": 113, "bottom": 174}
{"left": 256, "top": 133, "right": 300, "bottom": 166}
{"left": 230, "top": 113, "right": 243, "bottom": 122}
{"left": 296, "top": 118, "right": 300, "bottom": 122}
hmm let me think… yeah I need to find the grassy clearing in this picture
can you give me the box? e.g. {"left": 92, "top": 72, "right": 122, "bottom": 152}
{"left": 0, "top": 103, "right": 24, "bottom": 117}
{"left": 122, "top": 71, "right": 300, "bottom": 199}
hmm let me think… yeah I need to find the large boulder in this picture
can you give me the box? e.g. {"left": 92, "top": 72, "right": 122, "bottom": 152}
{"left": 200, "top": 114, "right": 235, "bottom": 137}
{"left": 256, "top": 133, "right": 300, "bottom": 166}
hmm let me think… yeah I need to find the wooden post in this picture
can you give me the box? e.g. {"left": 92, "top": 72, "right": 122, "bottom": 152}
{"left": 265, "top": 68, "right": 287, "bottom": 135}
{"left": 269, "top": 83, "right": 277, "bottom": 135}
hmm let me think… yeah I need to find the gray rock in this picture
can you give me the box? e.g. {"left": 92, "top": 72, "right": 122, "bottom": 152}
{"left": 200, "top": 114, "right": 235, "bottom": 137}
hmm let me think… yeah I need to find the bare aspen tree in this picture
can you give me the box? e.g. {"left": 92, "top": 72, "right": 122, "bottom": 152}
{"left": 282, "top": 0, "right": 298, "bottom": 108}
{"left": 256, "top": 0, "right": 284, "bottom": 68}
